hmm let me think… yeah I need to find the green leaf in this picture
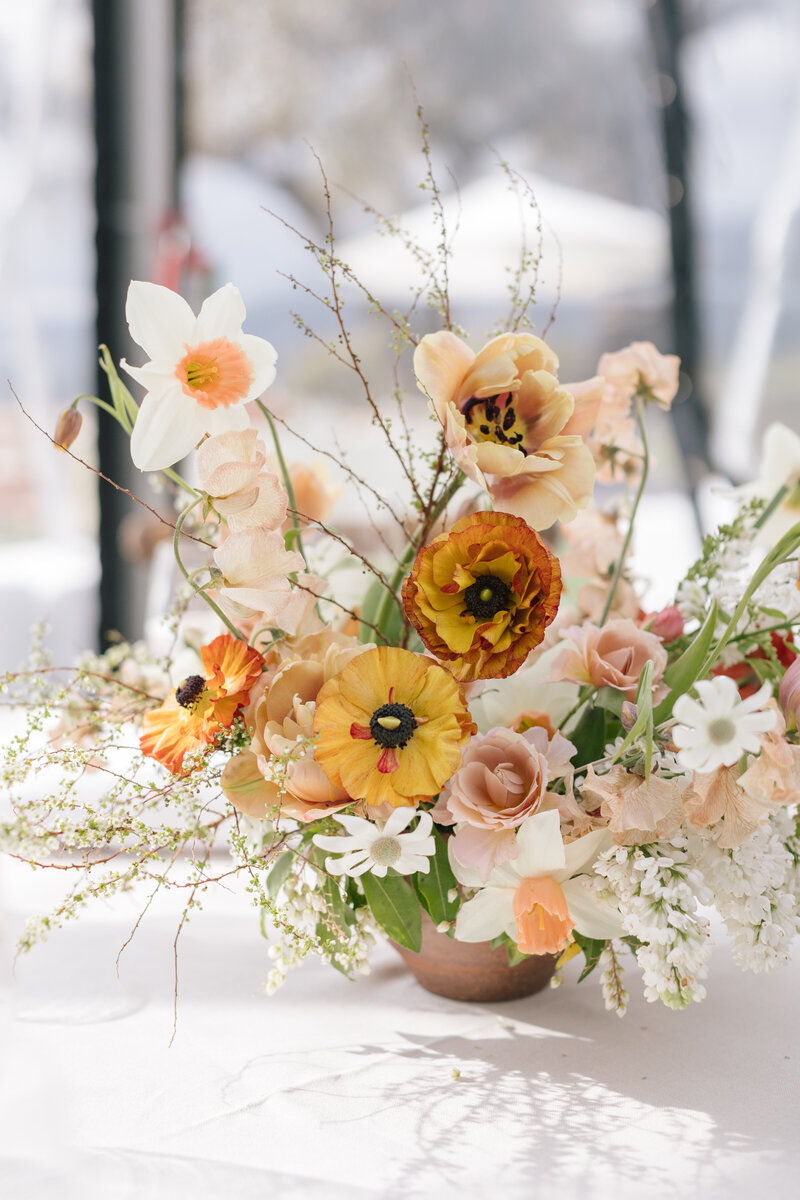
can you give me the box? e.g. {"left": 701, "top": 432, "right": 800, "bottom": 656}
{"left": 504, "top": 939, "right": 530, "bottom": 967}
{"left": 594, "top": 687, "right": 624, "bottom": 718}
{"left": 317, "top": 872, "right": 355, "bottom": 934}
{"left": 306, "top": 847, "right": 355, "bottom": 940}
{"left": 572, "top": 931, "right": 608, "bottom": 982}
{"left": 266, "top": 850, "right": 295, "bottom": 900}
{"left": 654, "top": 600, "right": 718, "bottom": 725}
{"left": 361, "top": 870, "right": 422, "bottom": 952}
{"left": 358, "top": 576, "right": 387, "bottom": 643}
{"left": 413, "top": 826, "right": 458, "bottom": 925}
{"left": 99, "top": 344, "right": 138, "bottom": 431}
{"left": 571, "top": 704, "right": 608, "bottom": 768}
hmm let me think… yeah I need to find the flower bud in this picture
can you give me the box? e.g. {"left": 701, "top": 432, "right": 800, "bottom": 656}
{"left": 53, "top": 407, "right": 82, "bottom": 451}
{"left": 620, "top": 701, "right": 638, "bottom": 732}
{"left": 647, "top": 605, "right": 684, "bottom": 643}
{"left": 778, "top": 656, "right": 800, "bottom": 730}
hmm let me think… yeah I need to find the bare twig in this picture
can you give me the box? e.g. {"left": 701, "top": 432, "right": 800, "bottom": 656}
{"left": 263, "top": 406, "right": 406, "bottom": 532}
{"left": 11, "top": 388, "right": 213, "bottom": 548}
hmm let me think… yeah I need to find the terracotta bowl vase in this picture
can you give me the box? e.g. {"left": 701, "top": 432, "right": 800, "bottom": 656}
{"left": 393, "top": 912, "right": 557, "bottom": 1003}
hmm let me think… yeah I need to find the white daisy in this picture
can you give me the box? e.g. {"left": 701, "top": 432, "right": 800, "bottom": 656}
{"left": 122, "top": 281, "right": 277, "bottom": 472}
{"left": 313, "top": 809, "right": 435, "bottom": 878}
{"left": 672, "top": 677, "right": 776, "bottom": 773}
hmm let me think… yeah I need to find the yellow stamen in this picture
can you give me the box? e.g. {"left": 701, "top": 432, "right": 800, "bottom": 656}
{"left": 185, "top": 359, "right": 219, "bottom": 389}
{"left": 377, "top": 715, "right": 401, "bottom": 730}
{"left": 174, "top": 337, "right": 255, "bottom": 410}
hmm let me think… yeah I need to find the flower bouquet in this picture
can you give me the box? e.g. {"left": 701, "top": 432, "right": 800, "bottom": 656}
{"left": 4, "top": 155, "right": 800, "bottom": 1017}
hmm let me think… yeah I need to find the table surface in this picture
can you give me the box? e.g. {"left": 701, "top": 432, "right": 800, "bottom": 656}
{"left": 1, "top": 857, "right": 798, "bottom": 1200}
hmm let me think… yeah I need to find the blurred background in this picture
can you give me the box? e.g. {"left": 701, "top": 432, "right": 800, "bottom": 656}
{"left": 2, "top": 0, "right": 800, "bottom": 672}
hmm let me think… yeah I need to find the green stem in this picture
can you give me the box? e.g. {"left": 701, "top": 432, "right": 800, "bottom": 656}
{"left": 173, "top": 498, "right": 243, "bottom": 639}
{"left": 754, "top": 484, "right": 788, "bottom": 531}
{"left": 162, "top": 466, "right": 199, "bottom": 499}
{"left": 599, "top": 391, "right": 649, "bottom": 627}
{"left": 700, "top": 521, "right": 800, "bottom": 677}
{"left": 728, "top": 620, "right": 798, "bottom": 646}
{"left": 255, "top": 399, "right": 308, "bottom": 570}
{"left": 558, "top": 684, "right": 595, "bottom": 733}
{"left": 73, "top": 394, "right": 120, "bottom": 421}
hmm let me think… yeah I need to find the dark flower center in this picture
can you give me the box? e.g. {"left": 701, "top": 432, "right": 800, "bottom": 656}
{"left": 461, "top": 392, "right": 528, "bottom": 455}
{"left": 369, "top": 702, "right": 417, "bottom": 749}
{"left": 175, "top": 675, "right": 206, "bottom": 708}
{"left": 463, "top": 574, "right": 512, "bottom": 620}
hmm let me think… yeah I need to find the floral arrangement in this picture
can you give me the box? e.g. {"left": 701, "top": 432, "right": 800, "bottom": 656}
{"left": 4, "top": 149, "right": 800, "bottom": 1019}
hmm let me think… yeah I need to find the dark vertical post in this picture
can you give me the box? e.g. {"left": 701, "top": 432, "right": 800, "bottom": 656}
{"left": 92, "top": 0, "right": 182, "bottom": 648}
{"left": 647, "top": 0, "right": 709, "bottom": 490}
{"left": 93, "top": 0, "right": 133, "bottom": 645}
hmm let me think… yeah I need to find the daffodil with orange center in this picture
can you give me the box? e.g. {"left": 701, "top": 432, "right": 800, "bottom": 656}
{"left": 312, "top": 646, "right": 475, "bottom": 808}
{"left": 122, "top": 281, "right": 278, "bottom": 472}
{"left": 413, "top": 330, "right": 598, "bottom": 529}
{"left": 402, "top": 510, "right": 562, "bottom": 682}
{"left": 451, "top": 810, "right": 622, "bottom": 955}
{"left": 140, "top": 634, "right": 264, "bottom": 775}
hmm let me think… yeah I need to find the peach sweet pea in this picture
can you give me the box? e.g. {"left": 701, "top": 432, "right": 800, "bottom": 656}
{"left": 580, "top": 764, "right": 684, "bottom": 846}
{"left": 212, "top": 528, "right": 304, "bottom": 629}
{"left": 598, "top": 341, "right": 680, "bottom": 411}
{"left": 285, "top": 460, "right": 341, "bottom": 528}
{"left": 196, "top": 429, "right": 288, "bottom": 532}
{"left": 413, "top": 330, "right": 598, "bottom": 530}
{"left": 551, "top": 618, "right": 668, "bottom": 699}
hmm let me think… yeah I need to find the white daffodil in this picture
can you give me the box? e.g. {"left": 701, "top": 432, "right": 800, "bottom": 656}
{"left": 122, "top": 281, "right": 277, "bottom": 471}
{"left": 452, "top": 809, "right": 622, "bottom": 954}
{"left": 740, "top": 422, "right": 800, "bottom": 546}
{"left": 672, "top": 676, "right": 776, "bottom": 773}
{"left": 313, "top": 809, "right": 435, "bottom": 878}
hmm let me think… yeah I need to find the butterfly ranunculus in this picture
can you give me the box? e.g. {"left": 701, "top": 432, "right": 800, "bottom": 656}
{"left": 312, "top": 646, "right": 475, "bottom": 808}
{"left": 413, "top": 329, "right": 598, "bottom": 530}
{"left": 140, "top": 634, "right": 264, "bottom": 775}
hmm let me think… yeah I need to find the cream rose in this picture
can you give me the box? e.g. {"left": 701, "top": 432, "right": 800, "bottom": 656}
{"left": 435, "top": 725, "right": 576, "bottom": 880}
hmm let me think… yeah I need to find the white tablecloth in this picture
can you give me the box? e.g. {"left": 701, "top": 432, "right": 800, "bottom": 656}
{"left": 1, "top": 858, "right": 798, "bottom": 1200}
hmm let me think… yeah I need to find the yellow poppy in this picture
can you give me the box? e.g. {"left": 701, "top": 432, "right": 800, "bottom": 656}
{"left": 312, "top": 646, "right": 475, "bottom": 808}
{"left": 140, "top": 634, "right": 264, "bottom": 775}
{"left": 402, "top": 510, "right": 562, "bottom": 681}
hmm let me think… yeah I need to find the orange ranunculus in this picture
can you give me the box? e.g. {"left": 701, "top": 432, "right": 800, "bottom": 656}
{"left": 413, "top": 330, "right": 597, "bottom": 530}
{"left": 312, "top": 646, "right": 475, "bottom": 808}
{"left": 140, "top": 634, "right": 264, "bottom": 775}
{"left": 402, "top": 510, "right": 562, "bottom": 682}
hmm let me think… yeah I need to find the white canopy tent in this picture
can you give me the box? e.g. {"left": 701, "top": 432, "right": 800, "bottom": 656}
{"left": 337, "top": 171, "right": 671, "bottom": 310}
